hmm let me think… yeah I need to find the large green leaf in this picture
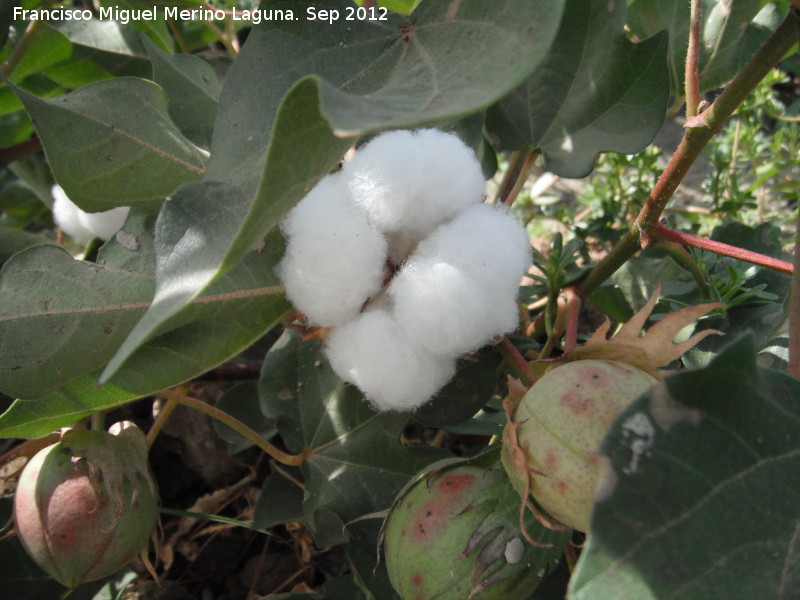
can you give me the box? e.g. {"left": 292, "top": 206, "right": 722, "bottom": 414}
{"left": 259, "top": 330, "right": 447, "bottom": 545}
{"left": 569, "top": 336, "right": 800, "bottom": 599}
{"left": 143, "top": 36, "right": 221, "bottom": 148}
{"left": 101, "top": 0, "right": 565, "bottom": 382}
{"left": 6, "top": 24, "right": 72, "bottom": 82}
{"left": 626, "top": 0, "right": 775, "bottom": 99}
{"left": 0, "top": 212, "right": 290, "bottom": 437}
{"left": 485, "top": 0, "right": 670, "bottom": 177}
{"left": 11, "top": 77, "right": 206, "bottom": 211}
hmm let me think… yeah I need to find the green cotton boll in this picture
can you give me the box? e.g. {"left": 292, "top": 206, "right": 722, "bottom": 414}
{"left": 383, "top": 456, "right": 565, "bottom": 600}
{"left": 13, "top": 422, "right": 159, "bottom": 588}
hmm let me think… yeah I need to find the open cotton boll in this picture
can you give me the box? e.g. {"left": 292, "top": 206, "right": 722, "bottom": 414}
{"left": 78, "top": 206, "right": 130, "bottom": 240}
{"left": 52, "top": 185, "right": 94, "bottom": 245}
{"left": 278, "top": 175, "right": 388, "bottom": 327}
{"left": 344, "top": 129, "right": 485, "bottom": 241}
{"left": 414, "top": 203, "right": 531, "bottom": 295}
{"left": 390, "top": 256, "right": 521, "bottom": 357}
{"left": 390, "top": 203, "right": 531, "bottom": 356}
{"left": 52, "top": 185, "right": 129, "bottom": 244}
{"left": 324, "top": 309, "right": 457, "bottom": 412}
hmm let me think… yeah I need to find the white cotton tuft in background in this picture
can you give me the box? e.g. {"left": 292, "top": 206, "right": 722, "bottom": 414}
{"left": 344, "top": 129, "right": 485, "bottom": 246}
{"left": 278, "top": 175, "right": 388, "bottom": 327}
{"left": 52, "top": 185, "right": 130, "bottom": 245}
{"left": 390, "top": 203, "right": 531, "bottom": 357}
{"left": 324, "top": 309, "right": 457, "bottom": 412}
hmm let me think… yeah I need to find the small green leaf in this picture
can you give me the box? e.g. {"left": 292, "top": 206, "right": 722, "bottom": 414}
{"left": 11, "top": 77, "right": 206, "bottom": 211}
{"left": 570, "top": 336, "right": 800, "bottom": 600}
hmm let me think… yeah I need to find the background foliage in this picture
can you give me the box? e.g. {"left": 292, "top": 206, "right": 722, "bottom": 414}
{"left": 0, "top": 0, "right": 798, "bottom": 598}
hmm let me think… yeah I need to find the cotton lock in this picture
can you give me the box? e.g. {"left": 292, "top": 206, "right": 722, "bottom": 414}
{"left": 278, "top": 129, "right": 532, "bottom": 411}
{"left": 52, "top": 185, "right": 130, "bottom": 245}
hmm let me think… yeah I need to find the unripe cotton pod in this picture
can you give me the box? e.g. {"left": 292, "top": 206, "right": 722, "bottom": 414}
{"left": 502, "top": 359, "right": 656, "bottom": 532}
{"left": 501, "top": 291, "right": 723, "bottom": 533}
{"left": 14, "top": 423, "right": 158, "bottom": 588}
{"left": 383, "top": 452, "right": 567, "bottom": 600}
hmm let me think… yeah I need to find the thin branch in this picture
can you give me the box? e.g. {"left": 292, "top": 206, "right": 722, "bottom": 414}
{"left": 562, "top": 287, "right": 581, "bottom": 354}
{"left": 0, "top": 137, "right": 42, "bottom": 169}
{"left": 159, "top": 389, "right": 309, "bottom": 467}
{"left": 1, "top": 19, "right": 43, "bottom": 77}
{"left": 652, "top": 223, "right": 794, "bottom": 275}
{"left": 685, "top": 0, "right": 702, "bottom": 118}
{"left": 578, "top": 8, "right": 800, "bottom": 298}
{"left": 494, "top": 149, "right": 539, "bottom": 206}
{"left": 497, "top": 337, "right": 537, "bottom": 387}
{"left": 790, "top": 215, "right": 800, "bottom": 378}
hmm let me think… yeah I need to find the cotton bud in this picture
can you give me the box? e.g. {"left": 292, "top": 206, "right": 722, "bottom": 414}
{"left": 278, "top": 175, "right": 388, "bottom": 327}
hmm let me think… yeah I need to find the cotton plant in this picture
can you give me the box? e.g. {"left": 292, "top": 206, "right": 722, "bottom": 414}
{"left": 278, "top": 129, "right": 531, "bottom": 412}
{"left": 52, "top": 185, "right": 130, "bottom": 245}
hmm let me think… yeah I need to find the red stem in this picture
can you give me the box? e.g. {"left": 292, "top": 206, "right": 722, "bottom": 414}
{"left": 562, "top": 287, "right": 581, "bottom": 354}
{"left": 652, "top": 223, "right": 794, "bottom": 275}
{"left": 497, "top": 337, "right": 537, "bottom": 387}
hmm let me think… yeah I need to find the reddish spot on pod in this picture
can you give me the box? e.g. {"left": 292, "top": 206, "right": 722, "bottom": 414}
{"left": 412, "top": 573, "right": 424, "bottom": 587}
{"left": 559, "top": 389, "right": 595, "bottom": 415}
{"left": 556, "top": 480, "right": 569, "bottom": 493}
{"left": 438, "top": 473, "right": 475, "bottom": 493}
{"left": 544, "top": 451, "right": 558, "bottom": 470}
{"left": 581, "top": 364, "right": 616, "bottom": 386}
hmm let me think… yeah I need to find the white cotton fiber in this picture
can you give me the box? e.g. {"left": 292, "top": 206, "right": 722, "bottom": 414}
{"left": 79, "top": 206, "right": 130, "bottom": 240}
{"left": 417, "top": 203, "right": 532, "bottom": 295}
{"left": 52, "top": 185, "right": 129, "bottom": 245}
{"left": 390, "top": 203, "right": 531, "bottom": 356}
{"left": 324, "top": 309, "right": 457, "bottom": 412}
{"left": 278, "top": 175, "right": 388, "bottom": 327}
{"left": 344, "top": 129, "right": 485, "bottom": 243}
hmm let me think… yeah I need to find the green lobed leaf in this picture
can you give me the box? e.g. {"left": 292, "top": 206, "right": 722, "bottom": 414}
{"left": 626, "top": 0, "right": 771, "bottom": 98}
{"left": 569, "top": 335, "right": 800, "bottom": 600}
{"left": 143, "top": 35, "right": 221, "bottom": 148}
{"left": 102, "top": 0, "right": 565, "bottom": 382}
{"left": 10, "top": 77, "right": 206, "bottom": 211}
{"left": 485, "top": 0, "right": 670, "bottom": 177}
